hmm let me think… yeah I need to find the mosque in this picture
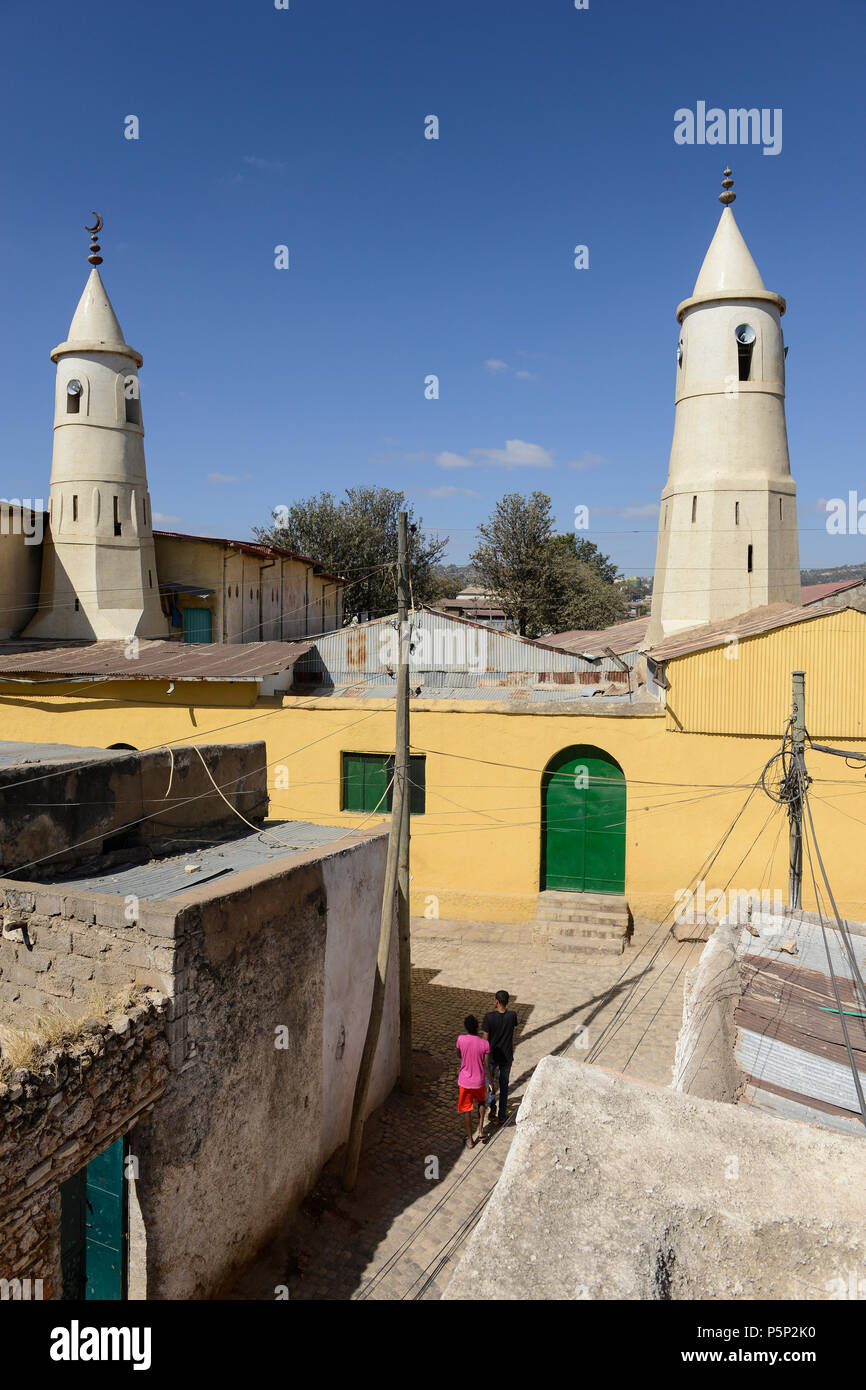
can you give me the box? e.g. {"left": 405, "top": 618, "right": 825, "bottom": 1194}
{"left": 0, "top": 173, "right": 862, "bottom": 930}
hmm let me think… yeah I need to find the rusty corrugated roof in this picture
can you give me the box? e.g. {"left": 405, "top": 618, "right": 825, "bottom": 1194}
{"left": 540, "top": 617, "right": 650, "bottom": 656}
{"left": 801, "top": 578, "right": 865, "bottom": 605}
{"left": 0, "top": 639, "right": 313, "bottom": 682}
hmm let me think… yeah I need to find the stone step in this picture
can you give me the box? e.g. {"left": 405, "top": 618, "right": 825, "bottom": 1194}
{"left": 548, "top": 924, "right": 626, "bottom": 941}
{"left": 535, "top": 905, "right": 629, "bottom": 926}
{"left": 539, "top": 891, "right": 628, "bottom": 909}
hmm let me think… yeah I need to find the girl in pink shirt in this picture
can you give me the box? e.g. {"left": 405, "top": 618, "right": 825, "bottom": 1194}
{"left": 456, "top": 1015, "right": 493, "bottom": 1148}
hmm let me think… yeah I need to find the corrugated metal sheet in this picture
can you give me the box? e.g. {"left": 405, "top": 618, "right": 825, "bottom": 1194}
{"left": 733, "top": 915, "right": 866, "bottom": 1135}
{"left": 736, "top": 1028, "right": 866, "bottom": 1121}
{"left": 293, "top": 607, "right": 646, "bottom": 691}
{"left": 541, "top": 617, "right": 650, "bottom": 656}
{"left": 0, "top": 638, "right": 313, "bottom": 682}
{"left": 664, "top": 608, "right": 866, "bottom": 737}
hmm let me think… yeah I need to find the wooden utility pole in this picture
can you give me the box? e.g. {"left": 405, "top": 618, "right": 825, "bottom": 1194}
{"left": 788, "top": 670, "right": 806, "bottom": 911}
{"left": 342, "top": 513, "right": 412, "bottom": 1190}
{"left": 397, "top": 512, "right": 414, "bottom": 1093}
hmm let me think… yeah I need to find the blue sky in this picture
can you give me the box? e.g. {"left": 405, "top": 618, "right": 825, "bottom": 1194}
{"left": 1, "top": 0, "right": 863, "bottom": 571}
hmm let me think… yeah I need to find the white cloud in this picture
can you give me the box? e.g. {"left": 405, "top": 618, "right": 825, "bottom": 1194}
{"left": 435, "top": 450, "right": 474, "bottom": 470}
{"left": 484, "top": 358, "right": 536, "bottom": 380}
{"left": 436, "top": 439, "right": 582, "bottom": 471}
{"left": 152, "top": 512, "right": 186, "bottom": 529}
{"left": 208, "top": 472, "right": 239, "bottom": 485}
{"left": 472, "top": 439, "right": 555, "bottom": 469}
{"left": 420, "top": 485, "right": 481, "bottom": 499}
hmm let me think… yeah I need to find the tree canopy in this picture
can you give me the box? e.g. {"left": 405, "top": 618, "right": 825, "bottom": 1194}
{"left": 253, "top": 486, "right": 448, "bottom": 623}
{"left": 469, "top": 492, "right": 625, "bottom": 636}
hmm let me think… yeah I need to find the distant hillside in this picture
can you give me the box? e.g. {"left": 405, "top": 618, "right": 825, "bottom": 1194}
{"left": 800, "top": 562, "right": 866, "bottom": 586}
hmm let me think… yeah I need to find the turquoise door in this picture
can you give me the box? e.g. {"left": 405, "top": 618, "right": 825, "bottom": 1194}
{"left": 183, "top": 607, "right": 212, "bottom": 643}
{"left": 542, "top": 746, "right": 626, "bottom": 894}
{"left": 60, "top": 1137, "right": 126, "bottom": 1300}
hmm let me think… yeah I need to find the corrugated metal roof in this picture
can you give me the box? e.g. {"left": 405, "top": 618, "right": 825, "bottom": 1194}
{"left": 649, "top": 585, "right": 866, "bottom": 661}
{"left": 540, "top": 617, "right": 650, "bottom": 656}
{"left": 733, "top": 914, "right": 866, "bottom": 1135}
{"left": 0, "top": 638, "right": 313, "bottom": 681}
{"left": 293, "top": 608, "right": 648, "bottom": 693}
{"left": 662, "top": 607, "right": 866, "bottom": 738}
{"left": 802, "top": 579, "right": 866, "bottom": 605}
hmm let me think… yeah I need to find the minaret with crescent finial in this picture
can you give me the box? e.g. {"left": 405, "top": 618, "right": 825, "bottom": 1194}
{"left": 24, "top": 217, "right": 168, "bottom": 640}
{"left": 645, "top": 171, "right": 800, "bottom": 645}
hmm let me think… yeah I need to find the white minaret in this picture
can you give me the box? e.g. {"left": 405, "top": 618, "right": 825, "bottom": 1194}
{"left": 646, "top": 171, "right": 800, "bottom": 645}
{"left": 25, "top": 217, "right": 167, "bottom": 641}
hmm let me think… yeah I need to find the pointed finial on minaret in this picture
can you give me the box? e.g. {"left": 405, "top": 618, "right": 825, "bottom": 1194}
{"left": 718, "top": 168, "right": 736, "bottom": 206}
{"left": 85, "top": 212, "right": 104, "bottom": 265}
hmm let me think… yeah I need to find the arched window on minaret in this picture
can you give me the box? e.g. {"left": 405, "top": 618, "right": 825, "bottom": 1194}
{"left": 124, "top": 376, "right": 141, "bottom": 425}
{"left": 66, "top": 379, "right": 82, "bottom": 414}
{"left": 735, "top": 323, "right": 756, "bottom": 381}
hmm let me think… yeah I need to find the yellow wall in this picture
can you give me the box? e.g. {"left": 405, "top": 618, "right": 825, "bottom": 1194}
{"left": 1, "top": 681, "right": 863, "bottom": 928}
{"left": 667, "top": 609, "right": 866, "bottom": 737}
{"left": 153, "top": 536, "right": 343, "bottom": 642}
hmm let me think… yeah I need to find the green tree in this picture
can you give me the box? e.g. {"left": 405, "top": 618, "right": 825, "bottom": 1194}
{"left": 470, "top": 496, "right": 626, "bottom": 637}
{"left": 470, "top": 492, "right": 557, "bottom": 636}
{"left": 254, "top": 486, "right": 448, "bottom": 622}
{"left": 544, "top": 533, "right": 626, "bottom": 632}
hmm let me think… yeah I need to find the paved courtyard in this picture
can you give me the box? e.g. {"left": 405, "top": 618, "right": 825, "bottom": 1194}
{"left": 228, "top": 917, "right": 705, "bottom": 1301}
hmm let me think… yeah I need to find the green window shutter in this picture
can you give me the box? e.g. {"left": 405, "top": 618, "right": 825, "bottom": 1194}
{"left": 342, "top": 753, "right": 366, "bottom": 812}
{"left": 362, "top": 755, "right": 391, "bottom": 813}
{"left": 343, "top": 753, "right": 391, "bottom": 813}
{"left": 385, "top": 755, "right": 426, "bottom": 815}
{"left": 409, "top": 755, "right": 426, "bottom": 815}
{"left": 182, "top": 607, "right": 212, "bottom": 643}
{"left": 342, "top": 754, "right": 425, "bottom": 815}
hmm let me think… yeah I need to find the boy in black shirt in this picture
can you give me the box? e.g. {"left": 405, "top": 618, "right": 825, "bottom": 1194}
{"left": 480, "top": 990, "right": 518, "bottom": 1123}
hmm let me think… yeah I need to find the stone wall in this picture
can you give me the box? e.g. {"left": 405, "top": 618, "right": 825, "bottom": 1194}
{"left": 0, "top": 739, "right": 268, "bottom": 876}
{"left": 0, "top": 994, "right": 169, "bottom": 1299}
{"left": 128, "top": 827, "right": 396, "bottom": 1298}
{"left": 0, "top": 882, "right": 188, "bottom": 1046}
{"left": 1, "top": 821, "right": 396, "bottom": 1299}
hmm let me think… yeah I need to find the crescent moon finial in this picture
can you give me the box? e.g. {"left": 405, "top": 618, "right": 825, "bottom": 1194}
{"left": 85, "top": 212, "right": 104, "bottom": 266}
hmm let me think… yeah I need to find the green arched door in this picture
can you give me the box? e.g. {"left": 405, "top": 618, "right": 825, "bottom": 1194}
{"left": 542, "top": 746, "right": 626, "bottom": 894}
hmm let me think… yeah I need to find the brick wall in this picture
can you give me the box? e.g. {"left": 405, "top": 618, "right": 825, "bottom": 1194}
{"left": 0, "top": 994, "right": 169, "bottom": 1299}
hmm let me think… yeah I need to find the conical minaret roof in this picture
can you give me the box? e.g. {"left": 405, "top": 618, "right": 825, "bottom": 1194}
{"left": 676, "top": 173, "right": 785, "bottom": 323}
{"left": 691, "top": 207, "right": 767, "bottom": 298}
{"left": 51, "top": 267, "right": 142, "bottom": 365}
